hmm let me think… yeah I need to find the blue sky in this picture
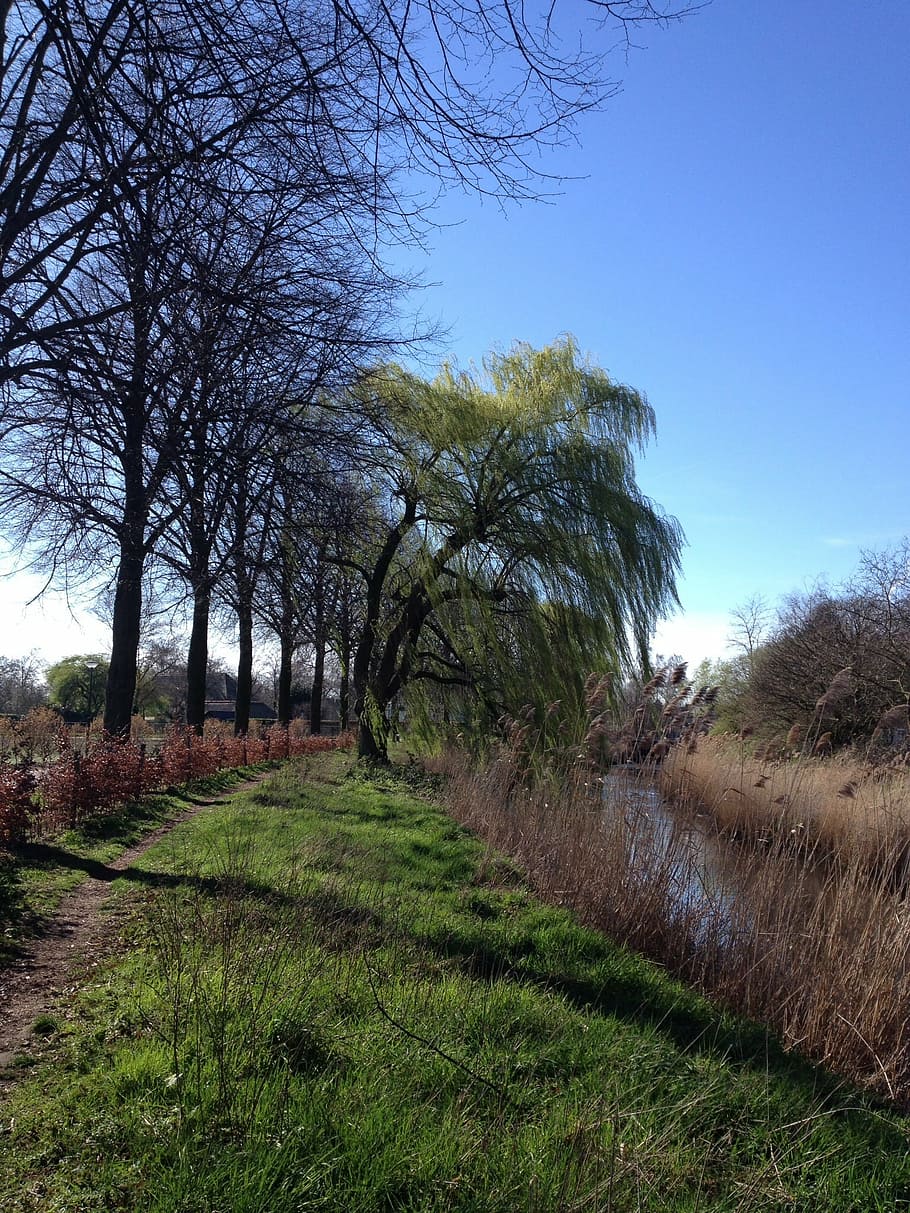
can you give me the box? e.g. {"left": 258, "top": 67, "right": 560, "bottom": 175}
{"left": 4, "top": 0, "right": 908, "bottom": 667}
{"left": 397, "top": 0, "right": 910, "bottom": 664}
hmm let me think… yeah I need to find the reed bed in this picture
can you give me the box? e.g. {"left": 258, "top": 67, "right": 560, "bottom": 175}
{"left": 661, "top": 734, "right": 910, "bottom": 876}
{"left": 437, "top": 744, "right": 910, "bottom": 1106}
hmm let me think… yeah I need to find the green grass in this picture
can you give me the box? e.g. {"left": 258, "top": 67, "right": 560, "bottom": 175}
{"left": 1, "top": 755, "right": 908, "bottom": 1211}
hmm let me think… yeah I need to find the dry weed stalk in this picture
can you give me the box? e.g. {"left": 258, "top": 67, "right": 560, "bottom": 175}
{"left": 815, "top": 667, "right": 854, "bottom": 716}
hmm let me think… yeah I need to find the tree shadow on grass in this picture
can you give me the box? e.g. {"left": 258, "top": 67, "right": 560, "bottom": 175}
{"left": 0, "top": 855, "right": 35, "bottom": 964}
{"left": 418, "top": 925, "right": 906, "bottom": 1141}
{"left": 72, "top": 788, "right": 219, "bottom": 844}
{"left": 12, "top": 842, "right": 186, "bottom": 885}
{"left": 0, "top": 779, "right": 255, "bottom": 958}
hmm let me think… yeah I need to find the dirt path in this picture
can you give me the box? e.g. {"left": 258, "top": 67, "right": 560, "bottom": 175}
{"left": 0, "top": 777, "right": 263, "bottom": 1075}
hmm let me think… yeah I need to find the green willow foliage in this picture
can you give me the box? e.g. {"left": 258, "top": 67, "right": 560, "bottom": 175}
{"left": 345, "top": 337, "right": 683, "bottom": 757}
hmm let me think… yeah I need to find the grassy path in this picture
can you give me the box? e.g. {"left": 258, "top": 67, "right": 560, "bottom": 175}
{"left": 0, "top": 756, "right": 907, "bottom": 1211}
{"left": 0, "top": 774, "right": 265, "bottom": 1070}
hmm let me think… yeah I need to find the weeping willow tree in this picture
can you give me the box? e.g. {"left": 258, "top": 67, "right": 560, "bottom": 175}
{"left": 341, "top": 337, "right": 683, "bottom": 760}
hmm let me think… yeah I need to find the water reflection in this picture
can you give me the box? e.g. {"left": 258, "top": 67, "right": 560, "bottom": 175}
{"left": 601, "top": 769, "right": 825, "bottom": 944}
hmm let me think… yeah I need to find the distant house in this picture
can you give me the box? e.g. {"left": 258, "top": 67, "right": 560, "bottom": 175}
{"left": 204, "top": 674, "right": 277, "bottom": 723}
{"left": 203, "top": 700, "right": 278, "bottom": 722}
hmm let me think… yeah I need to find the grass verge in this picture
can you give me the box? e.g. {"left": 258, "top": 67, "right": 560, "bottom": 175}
{"left": 0, "top": 755, "right": 908, "bottom": 1211}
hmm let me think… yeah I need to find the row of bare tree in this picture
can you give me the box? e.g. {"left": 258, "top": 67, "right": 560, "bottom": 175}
{"left": 0, "top": 0, "right": 692, "bottom": 739}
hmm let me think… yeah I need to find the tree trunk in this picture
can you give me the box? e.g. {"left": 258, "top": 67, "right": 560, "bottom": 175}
{"left": 339, "top": 659, "right": 350, "bottom": 731}
{"left": 103, "top": 392, "right": 149, "bottom": 738}
{"left": 337, "top": 592, "right": 352, "bottom": 730}
{"left": 277, "top": 634, "right": 294, "bottom": 726}
{"left": 350, "top": 503, "right": 417, "bottom": 762}
{"left": 232, "top": 481, "right": 256, "bottom": 735}
{"left": 104, "top": 537, "right": 144, "bottom": 737}
{"left": 310, "top": 628, "right": 325, "bottom": 735}
{"left": 353, "top": 670, "right": 392, "bottom": 763}
{"left": 357, "top": 711, "right": 388, "bottom": 763}
{"left": 234, "top": 597, "right": 254, "bottom": 735}
{"left": 185, "top": 584, "right": 210, "bottom": 733}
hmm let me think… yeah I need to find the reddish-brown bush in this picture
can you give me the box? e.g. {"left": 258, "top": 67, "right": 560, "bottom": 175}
{"left": 1, "top": 727, "right": 352, "bottom": 847}
{"left": 0, "top": 764, "right": 37, "bottom": 843}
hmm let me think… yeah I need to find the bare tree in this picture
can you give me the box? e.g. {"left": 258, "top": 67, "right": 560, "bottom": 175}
{"left": 738, "top": 549, "right": 910, "bottom": 746}
{"left": 1, "top": 0, "right": 138, "bottom": 380}
{"left": 3, "top": 0, "right": 696, "bottom": 390}
{"left": 0, "top": 653, "right": 46, "bottom": 714}
{"left": 727, "top": 594, "right": 772, "bottom": 675}
{"left": 249, "top": 449, "right": 336, "bottom": 726}
{"left": 1, "top": 2, "right": 406, "bottom": 734}
{"left": 157, "top": 187, "right": 393, "bottom": 730}
{"left": 1, "top": 0, "right": 697, "bottom": 736}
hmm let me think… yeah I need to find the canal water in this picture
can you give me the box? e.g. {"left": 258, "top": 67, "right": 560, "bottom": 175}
{"left": 601, "top": 769, "right": 826, "bottom": 943}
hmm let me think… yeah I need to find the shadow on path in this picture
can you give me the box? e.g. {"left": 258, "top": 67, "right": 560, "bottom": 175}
{"left": 7, "top": 841, "right": 292, "bottom": 905}
{"left": 0, "top": 775, "right": 267, "bottom": 964}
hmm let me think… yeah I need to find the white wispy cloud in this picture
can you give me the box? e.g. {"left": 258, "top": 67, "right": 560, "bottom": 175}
{"left": 822, "top": 531, "right": 901, "bottom": 550}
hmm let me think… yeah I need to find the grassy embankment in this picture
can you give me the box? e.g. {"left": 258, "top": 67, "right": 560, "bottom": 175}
{"left": 436, "top": 738, "right": 910, "bottom": 1107}
{"left": 1, "top": 754, "right": 908, "bottom": 1211}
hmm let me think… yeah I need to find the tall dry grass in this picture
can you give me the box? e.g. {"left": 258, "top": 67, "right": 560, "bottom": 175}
{"left": 661, "top": 734, "right": 910, "bottom": 878}
{"left": 436, "top": 742, "right": 910, "bottom": 1107}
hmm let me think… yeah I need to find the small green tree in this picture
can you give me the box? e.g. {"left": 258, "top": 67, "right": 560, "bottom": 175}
{"left": 46, "top": 655, "right": 109, "bottom": 719}
{"left": 340, "top": 337, "right": 682, "bottom": 760}
{"left": 691, "top": 654, "right": 754, "bottom": 734}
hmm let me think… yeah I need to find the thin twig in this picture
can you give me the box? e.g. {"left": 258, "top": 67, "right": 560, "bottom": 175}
{"left": 362, "top": 951, "right": 514, "bottom": 1106}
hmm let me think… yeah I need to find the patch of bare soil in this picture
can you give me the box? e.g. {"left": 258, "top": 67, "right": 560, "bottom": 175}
{"left": 0, "top": 777, "right": 263, "bottom": 1076}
